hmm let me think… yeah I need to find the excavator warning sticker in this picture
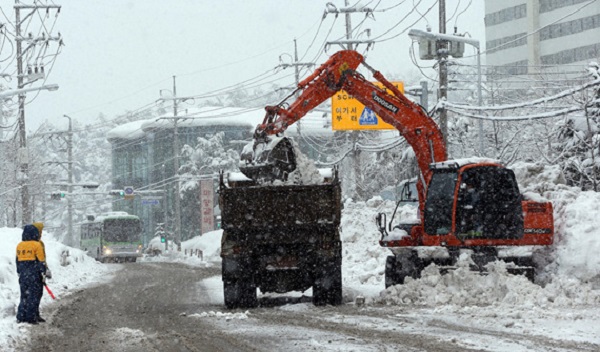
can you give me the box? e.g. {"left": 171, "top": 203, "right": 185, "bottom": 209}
{"left": 331, "top": 81, "right": 403, "bottom": 130}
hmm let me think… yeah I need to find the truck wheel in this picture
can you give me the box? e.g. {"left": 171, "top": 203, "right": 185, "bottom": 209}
{"left": 313, "top": 258, "right": 342, "bottom": 306}
{"left": 224, "top": 280, "right": 257, "bottom": 309}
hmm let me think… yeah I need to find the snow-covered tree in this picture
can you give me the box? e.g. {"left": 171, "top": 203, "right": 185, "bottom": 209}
{"left": 178, "top": 131, "right": 240, "bottom": 239}
{"left": 555, "top": 63, "right": 600, "bottom": 191}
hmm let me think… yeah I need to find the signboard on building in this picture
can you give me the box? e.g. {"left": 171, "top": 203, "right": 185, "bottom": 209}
{"left": 200, "top": 179, "right": 214, "bottom": 234}
{"left": 331, "top": 81, "right": 404, "bottom": 130}
{"left": 141, "top": 199, "right": 160, "bottom": 206}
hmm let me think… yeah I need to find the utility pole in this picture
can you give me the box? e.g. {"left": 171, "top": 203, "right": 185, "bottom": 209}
{"left": 39, "top": 116, "right": 81, "bottom": 246}
{"left": 438, "top": 0, "right": 449, "bottom": 145}
{"left": 324, "top": 0, "right": 374, "bottom": 201}
{"left": 15, "top": 4, "right": 29, "bottom": 225}
{"left": 156, "top": 77, "right": 183, "bottom": 251}
{"left": 172, "top": 76, "right": 182, "bottom": 251}
{"left": 277, "top": 39, "right": 315, "bottom": 133}
{"left": 276, "top": 39, "right": 315, "bottom": 92}
{"left": 344, "top": 0, "right": 361, "bottom": 200}
{"left": 14, "top": 2, "right": 62, "bottom": 224}
{"left": 64, "top": 115, "right": 74, "bottom": 246}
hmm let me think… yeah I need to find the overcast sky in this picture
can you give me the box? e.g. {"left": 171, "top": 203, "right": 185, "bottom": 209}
{"left": 0, "top": 1, "right": 485, "bottom": 131}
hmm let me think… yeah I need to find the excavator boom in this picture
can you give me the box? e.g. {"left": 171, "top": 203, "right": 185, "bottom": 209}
{"left": 241, "top": 50, "right": 446, "bottom": 194}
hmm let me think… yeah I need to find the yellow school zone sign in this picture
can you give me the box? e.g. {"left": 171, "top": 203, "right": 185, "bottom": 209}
{"left": 331, "top": 81, "right": 404, "bottom": 130}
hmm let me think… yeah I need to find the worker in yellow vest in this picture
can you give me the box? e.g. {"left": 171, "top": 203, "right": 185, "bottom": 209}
{"left": 16, "top": 224, "right": 47, "bottom": 324}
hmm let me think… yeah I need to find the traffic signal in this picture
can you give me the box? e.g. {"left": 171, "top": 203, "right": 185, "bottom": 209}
{"left": 160, "top": 236, "right": 166, "bottom": 243}
{"left": 109, "top": 190, "right": 125, "bottom": 197}
{"left": 50, "top": 192, "right": 65, "bottom": 200}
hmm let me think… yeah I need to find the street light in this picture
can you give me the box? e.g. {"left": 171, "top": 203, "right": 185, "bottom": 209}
{"left": 0, "top": 83, "right": 59, "bottom": 99}
{"left": 408, "top": 29, "right": 485, "bottom": 155}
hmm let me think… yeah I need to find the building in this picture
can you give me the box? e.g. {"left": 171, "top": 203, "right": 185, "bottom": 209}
{"left": 106, "top": 106, "right": 334, "bottom": 245}
{"left": 485, "top": 0, "right": 600, "bottom": 79}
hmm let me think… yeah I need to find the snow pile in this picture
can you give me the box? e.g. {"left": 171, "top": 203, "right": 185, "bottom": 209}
{"left": 378, "top": 255, "right": 600, "bottom": 307}
{"left": 189, "top": 310, "right": 250, "bottom": 320}
{"left": 109, "top": 327, "right": 148, "bottom": 345}
{"left": 513, "top": 161, "right": 600, "bottom": 283}
{"left": 141, "top": 229, "right": 222, "bottom": 266}
{"left": 0, "top": 227, "right": 114, "bottom": 350}
{"left": 283, "top": 138, "right": 323, "bottom": 185}
{"left": 340, "top": 198, "right": 398, "bottom": 298}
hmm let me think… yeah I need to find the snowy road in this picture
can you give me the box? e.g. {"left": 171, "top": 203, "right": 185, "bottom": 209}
{"left": 16, "top": 262, "right": 600, "bottom": 352}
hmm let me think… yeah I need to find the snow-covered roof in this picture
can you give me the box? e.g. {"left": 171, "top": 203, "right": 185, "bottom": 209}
{"left": 141, "top": 106, "right": 264, "bottom": 132}
{"left": 106, "top": 106, "right": 338, "bottom": 142}
{"left": 95, "top": 211, "right": 140, "bottom": 222}
{"left": 106, "top": 119, "right": 149, "bottom": 141}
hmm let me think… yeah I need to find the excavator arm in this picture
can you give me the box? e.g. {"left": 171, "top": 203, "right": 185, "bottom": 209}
{"left": 245, "top": 50, "right": 446, "bottom": 197}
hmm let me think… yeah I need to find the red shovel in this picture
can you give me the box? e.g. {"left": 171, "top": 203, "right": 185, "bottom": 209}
{"left": 44, "top": 284, "right": 56, "bottom": 300}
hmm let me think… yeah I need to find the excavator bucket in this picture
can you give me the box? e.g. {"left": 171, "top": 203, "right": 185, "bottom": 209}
{"left": 239, "top": 136, "right": 297, "bottom": 182}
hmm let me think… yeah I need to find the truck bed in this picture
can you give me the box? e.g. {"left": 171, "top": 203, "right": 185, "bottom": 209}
{"left": 220, "top": 182, "right": 341, "bottom": 231}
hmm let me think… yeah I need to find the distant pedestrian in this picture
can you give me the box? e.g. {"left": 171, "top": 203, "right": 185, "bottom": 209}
{"left": 32, "top": 222, "right": 51, "bottom": 323}
{"left": 16, "top": 224, "right": 47, "bottom": 324}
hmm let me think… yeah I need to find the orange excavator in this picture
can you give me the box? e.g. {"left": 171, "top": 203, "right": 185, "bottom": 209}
{"left": 240, "top": 50, "right": 554, "bottom": 285}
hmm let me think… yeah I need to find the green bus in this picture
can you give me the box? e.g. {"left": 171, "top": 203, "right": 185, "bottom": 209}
{"left": 80, "top": 212, "right": 143, "bottom": 263}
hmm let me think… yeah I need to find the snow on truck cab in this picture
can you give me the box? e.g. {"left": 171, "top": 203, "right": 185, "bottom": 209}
{"left": 239, "top": 50, "right": 554, "bottom": 289}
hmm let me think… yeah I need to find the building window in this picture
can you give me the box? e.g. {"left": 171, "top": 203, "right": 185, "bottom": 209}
{"left": 540, "top": 14, "right": 600, "bottom": 41}
{"left": 490, "top": 60, "right": 529, "bottom": 77}
{"left": 540, "top": 0, "right": 591, "bottom": 13}
{"left": 486, "top": 33, "right": 528, "bottom": 53}
{"left": 541, "top": 42, "right": 600, "bottom": 65}
{"left": 485, "top": 4, "right": 527, "bottom": 27}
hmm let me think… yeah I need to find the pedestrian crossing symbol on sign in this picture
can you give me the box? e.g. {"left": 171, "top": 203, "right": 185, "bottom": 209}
{"left": 359, "top": 108, "right": 378, "bottom": 125}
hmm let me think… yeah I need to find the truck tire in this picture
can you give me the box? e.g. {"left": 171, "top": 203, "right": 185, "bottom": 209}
{"left": 313, "top": 257, "right": 342, "bottom": 306}
{"left": 224, "top": 280, "right": 257, "bottom": 309}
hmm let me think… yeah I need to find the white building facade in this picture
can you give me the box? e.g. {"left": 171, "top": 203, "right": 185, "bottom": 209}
{"left": 485, "top": 0, "right": 600, "bottom": 77}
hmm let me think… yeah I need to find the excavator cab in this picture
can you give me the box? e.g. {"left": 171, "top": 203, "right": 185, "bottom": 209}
{"left": 424, "top": 163, "right": 524, "bottom": 240}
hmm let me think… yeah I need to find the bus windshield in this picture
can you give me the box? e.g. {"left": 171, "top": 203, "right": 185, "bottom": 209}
{"left": 103, "top": 219, "right": 141, "bottom": 243}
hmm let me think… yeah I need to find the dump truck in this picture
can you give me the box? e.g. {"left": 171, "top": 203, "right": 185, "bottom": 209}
{"left": 219, "top": 168, "right": 342, "bottom": 309}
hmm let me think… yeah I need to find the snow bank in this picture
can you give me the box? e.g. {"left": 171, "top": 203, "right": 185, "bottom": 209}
{"left": 141, "top": 229, "right": 222, "bottom": 266}
{"left": 378, "top": 255, "right": 600, "bottom": 307}
{"left": 512, "top": 161, "right": 600, "bottom": 283}
{"left": 0, "top": 227, "right": 114, "bottom": 351}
